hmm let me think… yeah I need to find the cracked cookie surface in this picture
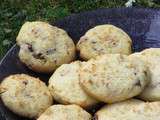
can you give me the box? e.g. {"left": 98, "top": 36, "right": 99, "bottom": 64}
{"left": 48, "top": 61, "right": 98, "bottom": 108}
{"left": 80, "top": 54, "right": 148, "bottom": 103}
{"left": 76, "top": 25, "right": 132, "bottom": 60}
{"left": 16, "top": 21, "right": 76, "bottom": 73}
{"left": 0, "top": 74, "right": 53, "bottom": 118}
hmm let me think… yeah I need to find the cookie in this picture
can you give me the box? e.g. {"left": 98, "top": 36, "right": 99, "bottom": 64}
{"left": 37, "top": 104, "right": 92, "bottom": 120}
{"left": 95, "top": 99, "right": 160, "bottom": 120}
{"left": 0, "top": 74, "right": 53, "bottom": 118}
{"left": 48, "top": 61, "right": 98, "bottom": 108}
{"left": 138, "top": 48, "right": 160, "bottom": 101}
{"left": 16, "top": 21, "right": 76, "bottom": 73}
{"left": 76, "top": 24, "right": 132, "bottom": 60}
{"left": 80, "top": 54, "right": 148, "bottom": 103}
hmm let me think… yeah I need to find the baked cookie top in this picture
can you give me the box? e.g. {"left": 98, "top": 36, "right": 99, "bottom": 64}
{"left": 77, "top": 24, "right": 132, "bottom": 60}
{"left": 37, "top": 104, "right": 92, "bottom": 120}
{"left": 0, "top": 74, "right": 53, "bottom": 118}
{"left": 48, "top": 61, "right": 98, "bottom": 108}
{"left": 17, "top": 21, "right": 75, "bottom": 73}
{"left": 80, "top": 54, "right": 148, "bottom": 103}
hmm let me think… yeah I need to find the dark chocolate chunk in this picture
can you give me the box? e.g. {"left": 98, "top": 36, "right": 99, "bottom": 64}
{"left": 82, "top": 37, "right": 88, "bottom": 41}
{"left": 46, "top": 48, "right": 56, "bottom": 54}
{"left": 54, "top": 59, "right": 57, "bottom": 64}
{"left": 144, "top": 70, "right": 147, "bottom": 76}
{"left": 135, "top": 80, "right": 141, "bottom": 87}
{"left": 92, "top": 47, "right": 98, "bottom": 51}
{"left": 112, "top": 42, "right": 117, "bottom": 46}
{"left": 22, "top": 80, "right": 28, "bottom": 85}
{"left": 78, "top": 37, "right": 88, "bottom": 44}
{"left": 26, "top": 43, "right": 33, "bottom": 52}
{"left": 92, "top": 41, "right": 97, "bottom": 44}
{"left": 33, "top": 53, "right": 45, "bottom": 60}
{"left": 88, "top": 79, "right": 93, "bottom": 85}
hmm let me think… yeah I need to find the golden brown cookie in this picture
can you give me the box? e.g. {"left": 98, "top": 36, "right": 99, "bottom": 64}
{"left": 37, "top": 104, "right": 92, "bottom": 120}
{"left": 80, "top": 54, "right": 148, "bottom": 103}
{"left": 77, "top": 24, "right": 132, "bottom": 60}
{"left": 48, "top": 61, "right": 98, "bottom": 108}
{"left": 17, "top": 21, "right": 76, "bottom": 73}
{"left": 0, "top": 74, "right": 53, "bottom": 118}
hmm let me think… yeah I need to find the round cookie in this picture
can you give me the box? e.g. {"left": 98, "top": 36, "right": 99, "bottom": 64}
{"left": 0, "top": 74, "right": 53, "bottom": 118}
{"left": 16, "top": 21, "right": 76, "bottom": 73}
{"left": 80, "top": 54, "right": 148, "bottom": 103}
{"left": 37, "top": 104, "right": 92, "bottom": 120}
{"left": 48, "top": 61, "right": 98, "bottom": 108}
{"left": 95, "top": 99, "right": 160, "bottom": 120}
{"left": 76, "top": 24, "right": 132, "bottom": 60}
{"left": 138, "top": 48, "right": 160, "bottom": 101}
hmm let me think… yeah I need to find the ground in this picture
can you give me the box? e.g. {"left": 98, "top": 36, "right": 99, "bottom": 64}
{"left": 0, "top": 0, "right": 160, "bottom": 58}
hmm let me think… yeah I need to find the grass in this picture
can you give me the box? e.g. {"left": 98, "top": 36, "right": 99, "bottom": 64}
{"left": 0, "top": 0, "right": 160, "bottom": 59}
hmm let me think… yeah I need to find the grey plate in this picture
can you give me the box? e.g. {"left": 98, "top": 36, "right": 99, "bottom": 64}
{"left": 1, "top": 7, "right": 160, "bottom": 120}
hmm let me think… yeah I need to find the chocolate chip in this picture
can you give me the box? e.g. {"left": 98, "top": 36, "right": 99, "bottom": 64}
{"left": 67, "top": 50, "right": 70, "bottom": 55}
{"left": 54, "top": 59, "right": 57, "bottom": 64}
{"left": 26, "top": 43, "right": 33, "bottom": 52}
{"left": 144, "top": 71, "right": 147, "bottom": 76}
{"left": 92, "top": 41, "right": 97, "bottom": 44}
{"left": 83, "top": 37, "right": 88, "bottom": 41}
{"left": 105, "top": 83, "right": 109, "bottom": 88}
{"left": 78, "top": 37, "right": 88, "bottom": 44}
{"left": 112, "top": 42, "right": 117, "bottom": 46}
{"left": 46, "top": 48, "right": 56, "bottom": 54}
{"left": 92, "top": 47, "right": 98, "bottom": 51}
{"left": 99, "top": 48, "right": 104, "bottom": 52}
{"left": 134, "top": 72, "right": 137, "bottom": 75}
{"left": 88, "top": 80, "right": 93, "bottom": 85}
{"left": 92, "top": 47, "right": 104, "bottom": 55}
{"left": 32, "top": 29, "right": 38, "bottom": 35}
{"left": 33, "top": 53, "right": 45, "bottom": 60}
{"left": 24, "top": 93, "right": 33, "bottom": 98}
{"left": 135, "top": 80, "right": 141, "bottom": 87}
{"left": 22, "top": 80, "right": 28, "bottom": 85}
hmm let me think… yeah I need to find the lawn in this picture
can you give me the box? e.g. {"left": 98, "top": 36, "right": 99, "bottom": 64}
{"left": 0, "top": 0, "right": 160, "bottom": 59}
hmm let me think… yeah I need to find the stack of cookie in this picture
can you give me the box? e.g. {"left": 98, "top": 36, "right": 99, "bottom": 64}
{"left": 1, "top": 21, "right": 160, "bottom": 120}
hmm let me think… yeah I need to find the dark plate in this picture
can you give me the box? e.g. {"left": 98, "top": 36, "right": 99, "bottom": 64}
{"left": 1, "top": 7, "right": 160, "bottom": 120}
